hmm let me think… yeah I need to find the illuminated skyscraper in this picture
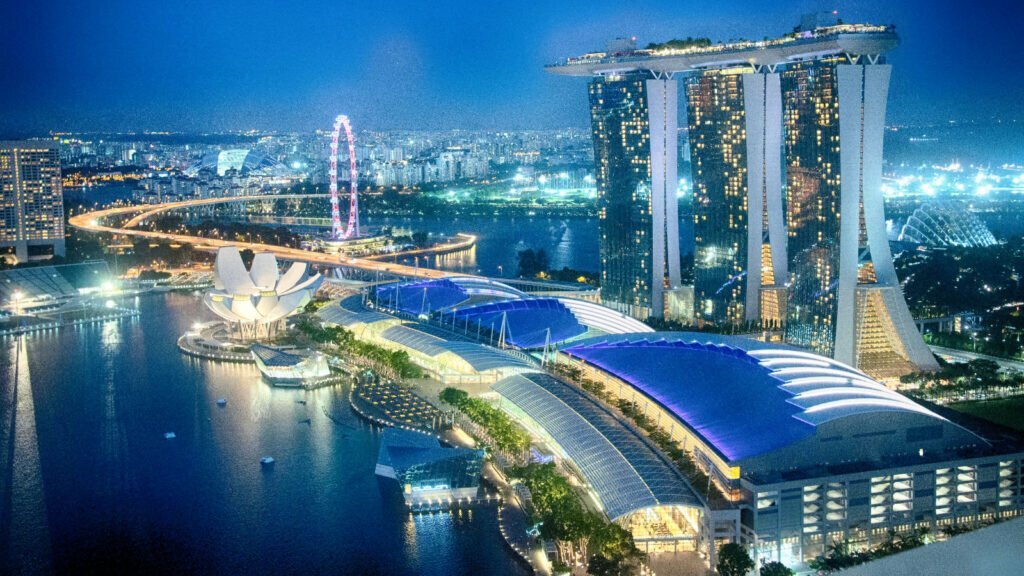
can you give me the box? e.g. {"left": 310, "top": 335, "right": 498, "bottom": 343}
{"left": 687, "top": 69, "right": 785, "bottom": 326}
{"left": 587, "top": 65, "right": 681, "bottom": 319}
{"left": 781, "top": 56, "right": 938, "bottom": 375}
{"left": 0, "top": 141, "right": 65, "bottom": 263}
{"left": 549, "top": 17, "right": 938, "bottom": 377}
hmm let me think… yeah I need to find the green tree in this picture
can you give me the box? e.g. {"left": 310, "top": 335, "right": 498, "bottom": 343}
{"left": 517, "top": 248, "right": 550, "bottom": 278}
{"left": 759, "top": 561, "right": 794, "bottom": 576}
{"left": 717, "top": 543, "right": 755, "bottom": 576}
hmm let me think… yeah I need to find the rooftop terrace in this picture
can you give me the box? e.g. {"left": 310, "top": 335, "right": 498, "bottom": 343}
{"left": 546, "top": 24, "right": 897, "bottom": 76}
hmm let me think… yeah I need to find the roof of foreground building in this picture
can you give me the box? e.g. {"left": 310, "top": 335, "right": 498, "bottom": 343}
{"left": 374, "top": 278, "right": 469, "bottom": 315}
{"left": 452, "top": 298, "right": 587, "bottom": 349}
{"left": 376, "top": 428, "right": 484, "bottom": 476}
{"left": 379, "top": 324, "right": 536, "bottom": 373}
{"left": 372, "top": 277, "right": 652, "bottom": 349}
{"left": 494, "top": 372, "right": 704, "bottom": 520}
{"left": 562, "top": 333, "right": 982, "bottom": 466}
{"left": 317, "top": 294, "right": 394, "bottom": 327}
{"left": 0, "top": 261, "right": 113, "bottom": 301}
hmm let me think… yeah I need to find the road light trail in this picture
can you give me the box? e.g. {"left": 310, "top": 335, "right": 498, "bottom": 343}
{"left": 68, "top": 195, "right": 473, "bottom": 280}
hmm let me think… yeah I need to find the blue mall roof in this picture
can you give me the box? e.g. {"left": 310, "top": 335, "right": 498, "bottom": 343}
{"left": 450, "top": 298, "right": 586, "bottom": 349}
{"left": 317, "top": 294, "right": 393, "bottom": 327}
{"left": 375, "top": 279, "right": 468, "bottom": 316}
{"left": 563, "top": 333, "right": 950, "bottom": 463}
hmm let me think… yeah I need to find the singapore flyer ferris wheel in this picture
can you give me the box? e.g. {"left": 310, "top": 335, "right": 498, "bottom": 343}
{"left": 328, "top": 114, "right": 359, "bottom": 239}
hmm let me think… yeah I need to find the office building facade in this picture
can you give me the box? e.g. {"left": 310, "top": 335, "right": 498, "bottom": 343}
{"left": 0, "top": 141, "right": 65, "bottom": 263}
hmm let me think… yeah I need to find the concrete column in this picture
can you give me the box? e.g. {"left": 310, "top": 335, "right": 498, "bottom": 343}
{"left": 834, "top": 64, "right": 866, "bottom": 366}
{"left": 646, "top": 78, "right": 681, "bottom": 317}
{"left": 834, "top": 64, "right": 938, "bottom": 371}
{"left": 742, "top": 73, "right": 766, "bottom": 322}
{"left": 742, "top": 71, "right": 785, "bottom": 323}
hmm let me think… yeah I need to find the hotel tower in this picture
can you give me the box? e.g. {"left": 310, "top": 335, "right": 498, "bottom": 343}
{"left": 547, "top": 14, "right": 938, "bottom": 377}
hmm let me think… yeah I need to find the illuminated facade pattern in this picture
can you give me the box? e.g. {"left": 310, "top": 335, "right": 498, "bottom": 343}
{"left": 688, "top": 70, "right": 749, "bottom": 325}
{"left": 781, "top": 59, "right": 843, "bottom": 355}
{"left": 854, "top": 287, "right": 916, "bottom": 379}
{"left": 0, "top": 141, "right": 65, "bottom": 263}
{"left": 588, "top": 72, "right": 680, "bottom": 320}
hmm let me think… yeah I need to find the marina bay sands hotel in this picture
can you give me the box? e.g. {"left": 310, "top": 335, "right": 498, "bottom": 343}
{"left": 547, "top": 13, "right": 938, "bottom": 378}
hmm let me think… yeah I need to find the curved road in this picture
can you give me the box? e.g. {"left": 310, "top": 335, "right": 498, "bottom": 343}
{"left": 68, "top": 195, "right": 471, "bottom": 279}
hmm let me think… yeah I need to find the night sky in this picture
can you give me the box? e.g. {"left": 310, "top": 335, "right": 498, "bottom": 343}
{"left": 2, "top": 0, "right": 1020, "bottom": 134}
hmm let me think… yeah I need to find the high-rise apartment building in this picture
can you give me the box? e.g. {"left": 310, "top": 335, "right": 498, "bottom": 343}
{"left": 0, "top": 141, "right": 65, "bottom": 263}
{"left": 587, "top": 66, "right": 681, "bottom": 319}
{"left": 548, "top": 18, "right": 938, "bottom": 377}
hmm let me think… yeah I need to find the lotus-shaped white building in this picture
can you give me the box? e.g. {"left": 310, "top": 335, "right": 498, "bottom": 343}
{"left": 204, "top": 247, "right": 322, "bottom": 340}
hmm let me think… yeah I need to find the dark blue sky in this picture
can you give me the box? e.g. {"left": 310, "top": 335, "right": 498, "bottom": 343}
{"left": 2, "top": 0, "right": 1019, "bottom": 134}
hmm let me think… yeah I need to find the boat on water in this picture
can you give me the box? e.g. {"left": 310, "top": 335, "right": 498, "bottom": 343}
{"left": 216, "top": 398, "right": 227, "bottom": 406}
{"left": 164, "top": 432, "right": 176, "bottom": 439}
{"left": 260, "top": 456, "right": 275, "bottom": 466}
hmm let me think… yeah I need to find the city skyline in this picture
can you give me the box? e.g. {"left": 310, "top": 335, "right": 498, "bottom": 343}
{"left": 2, "top": 0, "right": 1022, "bottom": 135}
{"left": 2, "top": 3, "right": 1024, "bottom": 576}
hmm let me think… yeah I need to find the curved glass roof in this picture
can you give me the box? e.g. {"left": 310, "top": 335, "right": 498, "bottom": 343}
{"left": 189, "top": 149, "right": 286, "bottom": 177}
{"left": 434, "top": 341, "right": 535, "bottom": 372}
{"left": 563, "top": 333, "right": 958, "bottom": 463}
{"left": 898, "top": 201, "right": 997, "bottom": 248}
{"left": 450, "top": 298, "right": 586, "bottom": 349}
{"left": 381, "top": 325, "right": 447, "bottom": 357}
{"left": 375, "top": 279, "right": 468, "bottom": 315}
{"left": 495, "top": 373, "right": 704, "bottom": 520}
{"left": 380, "top": 323, "right": 536, "bottom": 372}
{"left": 317, "top": 295, "right": 393, "bottom": 327}
{"left": 555, "top": 297, "right": 655, "bottom": 335}
{"left": 447, "top": 276, "right": 527, "bottom": 299}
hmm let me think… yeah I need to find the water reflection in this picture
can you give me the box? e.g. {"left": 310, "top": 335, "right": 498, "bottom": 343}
{"left": 1, "top": 336, "right": 54, "bottom": 573}
{"left": 0, "top": 294, "right": 524, "bottom": 575}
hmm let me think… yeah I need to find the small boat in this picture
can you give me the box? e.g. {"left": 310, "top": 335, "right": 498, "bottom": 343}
{"left": 164, "top": 432, "right": 176, "bottom": 439}
{"left": 216, "top": 398, "right": 227, "bottom": 406}
{"left": 296, "top": 400, "right": 307, "bottom": 405}
{"left": 260, "top": 456, "right": 275, "bottom": 467}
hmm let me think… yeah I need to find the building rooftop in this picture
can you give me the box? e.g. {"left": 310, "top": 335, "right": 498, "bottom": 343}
{"left": 374, "top": 278, "right": 469, "bottom": 315}
{"left": 563, "top": 333, "right": 972, "bottom": 464}
{"left": 317, "top": 294, "right": 394, "bottom": 327}
{"left": 546, "top": 24, "right": 897, "bottom": 76}
{"left": 451, "top": 298, "right": 586, "bottom": 349}
{"left": 0, "top": 261, "right": 112, "bottom": 301}
{"left": 495, "top": 372, "right": 704, "bottom": 520}
{"left": 376, "top": 428, "right": 483, "bottom": 473}
{"left": 250, "top": 344, "right": 310, "bottom": 367}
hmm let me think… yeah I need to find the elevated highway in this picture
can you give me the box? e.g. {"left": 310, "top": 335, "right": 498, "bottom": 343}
{"left": 68, "top": 195, "right": 465, "bottom": 280}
